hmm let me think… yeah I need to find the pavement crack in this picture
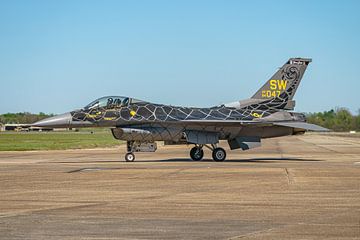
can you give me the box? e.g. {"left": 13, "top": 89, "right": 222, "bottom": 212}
{"left": 159, "top": 167, "right": 190, "bottom": 178}
{"left": 0, "top": 202, "right": 105, "bottom": 219}
{"left": 296, "top": 137, "right": 343, "bottom": 154}
{"left": 284, "top": 168, "right": 294, "bottom": 185}
{"left": 228, "top": 227, "right": 276, "bottom": 239}
{"left": 67, "top": 167, "right": 123, "bottom": 173}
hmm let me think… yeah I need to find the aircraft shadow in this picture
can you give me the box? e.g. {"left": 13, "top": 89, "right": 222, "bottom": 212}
{"left": 64, "top": 158, "right": 322, "bottom": 173}
{"left": 134, "top": 158, "right": 323, "bottom": 163}
{"left": 57, "top": 158, "right": 322, "bottom": 164}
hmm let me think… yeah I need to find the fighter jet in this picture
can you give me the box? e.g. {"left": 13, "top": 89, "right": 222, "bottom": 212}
{"left": 33, "top": 58, "right": 328, "bottom": 162}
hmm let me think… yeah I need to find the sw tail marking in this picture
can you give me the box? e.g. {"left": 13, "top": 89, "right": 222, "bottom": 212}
{"left": 261, "top": 80, "right": 288, "bottom": 98}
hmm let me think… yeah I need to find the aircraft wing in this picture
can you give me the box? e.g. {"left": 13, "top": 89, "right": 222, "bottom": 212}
{"left": 178, "top": 119, "right": 262, "bottom": 125}
{"left": 178, "top": 120, "right": 329, "bottom": 131}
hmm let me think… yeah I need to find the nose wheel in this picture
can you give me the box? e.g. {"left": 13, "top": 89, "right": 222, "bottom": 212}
{"left": 125, "top": 152, "right": 135, "bottom": 162}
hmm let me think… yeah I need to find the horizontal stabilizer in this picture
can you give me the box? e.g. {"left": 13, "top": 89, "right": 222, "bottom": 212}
{"left": 273, "top": 122, "right": 329, "bottom": 131}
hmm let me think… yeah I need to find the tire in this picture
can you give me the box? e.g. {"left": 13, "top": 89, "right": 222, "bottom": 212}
{"left": 212, "top": 148, "right": 226, "bottom": 162}
{"left": 125, "top": 153, "right": 135, "bottom": 162}
{"left": 190, "top": 147, "right": 204, "bottom": 161}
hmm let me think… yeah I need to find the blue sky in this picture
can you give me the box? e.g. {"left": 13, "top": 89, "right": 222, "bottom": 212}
{"left": 0, "top": 0, "right": 359, "bottom": 114}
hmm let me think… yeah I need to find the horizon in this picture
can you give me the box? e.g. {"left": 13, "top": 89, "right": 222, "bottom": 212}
{"left": 0, "top": 1, "right": 359, "bottom": 114}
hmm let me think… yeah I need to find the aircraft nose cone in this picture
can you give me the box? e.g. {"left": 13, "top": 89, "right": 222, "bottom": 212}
{"left": 32, "top": 112, "right": 72, "bottom": 128}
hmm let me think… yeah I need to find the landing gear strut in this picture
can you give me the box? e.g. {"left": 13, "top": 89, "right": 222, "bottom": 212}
{"left": 189, "top": 144, "right": 227, "bottom": 162}
{"left": 125, "top": 141, "right": 135, "bottom": 162}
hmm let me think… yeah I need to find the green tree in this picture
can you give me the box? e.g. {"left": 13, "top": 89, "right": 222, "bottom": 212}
{"left": 332, "top": 108, "right": 353, "bottom": 131}
{"left": 354, "top": 109, "right": 360, "bottom": 131}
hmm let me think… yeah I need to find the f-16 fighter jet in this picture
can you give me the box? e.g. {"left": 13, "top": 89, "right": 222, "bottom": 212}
{"left": 33, "top": 58, "right": 328, "bottom": 162}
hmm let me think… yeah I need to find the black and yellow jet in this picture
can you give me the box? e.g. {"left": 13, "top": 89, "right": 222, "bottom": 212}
{"left": 33, "top": 58, "right": 328, "bottom": 162}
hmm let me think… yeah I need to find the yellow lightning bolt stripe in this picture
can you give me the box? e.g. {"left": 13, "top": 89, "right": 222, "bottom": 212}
{"left": 86, "top": 111, "right": 102, "bottom": 118}
{"left": 104, "top": 117, "right": 116, "bottom": 121}
{"left": 86, "top": 114, "right": 99, "bottom": 118}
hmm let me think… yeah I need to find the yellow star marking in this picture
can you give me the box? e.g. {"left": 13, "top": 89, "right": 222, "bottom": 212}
{"left": 130, "top": 110, "right": 136, "bottom": 116}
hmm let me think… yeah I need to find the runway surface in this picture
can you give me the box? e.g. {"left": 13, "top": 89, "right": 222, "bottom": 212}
{"left": 0, "top": 134, "right": 359, "bottom": 239}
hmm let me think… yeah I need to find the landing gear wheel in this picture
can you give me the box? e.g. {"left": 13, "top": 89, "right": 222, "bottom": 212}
{"left": 190, "top": 147, "right": 204, "bottom": 161}
{"left": 212, "top": 148, "right": 226, "bottom": 162}
{"left": 125, "top": 153, "right": 135, "bottom": 162}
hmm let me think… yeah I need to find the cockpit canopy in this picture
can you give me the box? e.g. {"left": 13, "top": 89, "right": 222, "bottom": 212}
{"left": 84, "top": 96, "right": 145, "bottom": 110}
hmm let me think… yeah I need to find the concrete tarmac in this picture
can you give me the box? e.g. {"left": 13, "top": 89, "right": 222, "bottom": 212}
{"left": 0, "top": 134, "right": 359, "bottom": 239}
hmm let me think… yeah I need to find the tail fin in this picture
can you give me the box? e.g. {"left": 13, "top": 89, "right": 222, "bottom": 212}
{"left": 251, "top": 57, "right": 312, "bottom": 110}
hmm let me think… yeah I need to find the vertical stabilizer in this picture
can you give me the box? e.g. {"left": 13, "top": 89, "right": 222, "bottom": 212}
{"left": 250, "top": 58, "right": 311, "bottom": 109}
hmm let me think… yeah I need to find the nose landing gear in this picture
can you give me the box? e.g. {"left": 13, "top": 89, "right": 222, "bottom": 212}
{"left": 189, "top": 144, "right": 227, "bottom": 162}
{"left": 124, "top": 141, "right": 157, "bottom": 162}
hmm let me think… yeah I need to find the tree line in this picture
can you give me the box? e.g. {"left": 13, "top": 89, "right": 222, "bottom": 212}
{"left": 306, "top": 108, "right": 360, "bottom": 132}
{"left": 0, "top": 112, "right": 54, "bottom": 125}
{"left": 0, "top": 109, "right": 359, "bottom": 131}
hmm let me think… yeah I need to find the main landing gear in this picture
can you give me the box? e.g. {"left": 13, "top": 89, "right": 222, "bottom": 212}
{"left": 123, "top": 141, "right": 226, "bottom": 162}
{"left": 190, "top": 144, "right": 227, "bottom": 162}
